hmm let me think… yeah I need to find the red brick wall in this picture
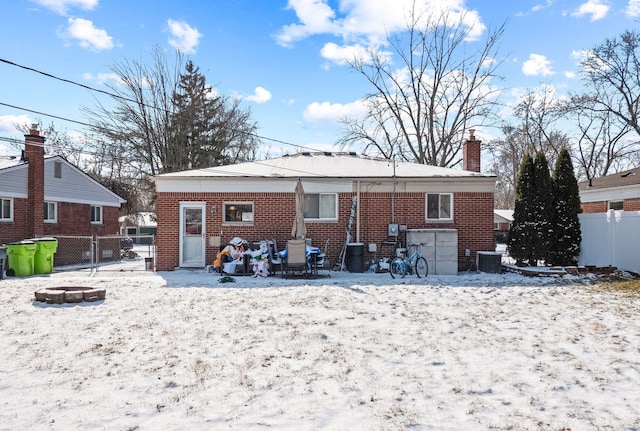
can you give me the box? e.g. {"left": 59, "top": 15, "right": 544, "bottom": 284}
{"left": 581, "top": 201, "right": 607, "bottom": 213}
{"left": 156, "top": 190, "right": 495, "bottom": 272}
{"left": 581, "top": 199, "right": 640, "bottom": 213}
{"left": 0, "top": 197, "right": 29, "bottom": 244}
{"left": 43, "top": 203, "right": 120, "bottom": 236}
{"left": 624, "top": 198, "right": 640, "bottom": 211}
{"left": 0, "top": 198, "right": 120, "bottom": 244}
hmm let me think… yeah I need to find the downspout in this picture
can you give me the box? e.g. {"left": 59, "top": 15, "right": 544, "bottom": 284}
{"left": 392, "top": 157, "right": 396, "bottom": 224}
{"left": 356, "top": 180, "right": 361, "bottom": 242}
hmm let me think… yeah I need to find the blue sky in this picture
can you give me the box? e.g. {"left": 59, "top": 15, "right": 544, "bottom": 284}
{"left": 1, "top": 0, "right": 639, "bottom": 158}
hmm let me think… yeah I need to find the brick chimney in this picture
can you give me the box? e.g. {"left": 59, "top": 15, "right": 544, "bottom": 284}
{"left": 463, "top": 129, "right": 481, "bottom": 173}
{"left": 25, "top": 124, "right": 45, "bottom": 238}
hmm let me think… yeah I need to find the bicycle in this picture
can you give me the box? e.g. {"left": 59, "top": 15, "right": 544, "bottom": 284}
{"left": 390, "top": 243, "right": 429, "bottom": 279}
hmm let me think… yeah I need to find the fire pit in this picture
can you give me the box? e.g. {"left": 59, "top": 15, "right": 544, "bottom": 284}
{"left": 34, "top": 287, "right": 106, "bottom": 304}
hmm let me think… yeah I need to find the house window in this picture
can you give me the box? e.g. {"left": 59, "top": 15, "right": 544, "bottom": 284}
{"left": 223, "top": 202, "right": 254, "bottom": 223}
{"left": 91, "top": 205, "right": 103, "bottom": 224}
{"left": 426, "top": 193, "right": 453, "bottom": 221}
{"left": 494, "top": 222, "right": 500, "bottom": 231}
{"left": 54, "top": 161, "right": 62, "bottom": 178}
{"left": 608, "top": 200, "right": 623, "bottom": 211}
{"left": 44, "top": 201, "right": 57, "bottom": 223}
{"left": 304, "top": 193, "right": 338, "bottom": 220}
{"left": 0, "top": 198, "right": 13, "bottom": 222}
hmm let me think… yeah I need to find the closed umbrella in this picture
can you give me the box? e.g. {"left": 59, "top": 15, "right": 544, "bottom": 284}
{"left": 292, "top": 179, "right": 307, "bottom": 239}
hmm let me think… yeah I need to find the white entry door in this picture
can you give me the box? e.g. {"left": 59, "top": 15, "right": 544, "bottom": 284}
{"left": 179, "top": 202, "right": 206, "bottom": 267}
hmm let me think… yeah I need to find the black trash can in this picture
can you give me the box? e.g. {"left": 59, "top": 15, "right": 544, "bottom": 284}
{"left": 346, "top": 242, "right": 365, "bottom": 273}
{"left": 0, "top": 246, "right": 6, "bottom": 279}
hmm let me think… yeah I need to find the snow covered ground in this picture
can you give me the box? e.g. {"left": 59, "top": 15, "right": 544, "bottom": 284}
{"left": 1, "top": 259, "right": 639, "bottom": 430}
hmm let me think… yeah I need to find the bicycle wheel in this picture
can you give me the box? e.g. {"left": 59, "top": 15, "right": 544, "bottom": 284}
{"left": 390, "top": 257, "right": 407, "bottom": 279}
{"left": 414, "top": 256, "right": 428, "bottom": 278}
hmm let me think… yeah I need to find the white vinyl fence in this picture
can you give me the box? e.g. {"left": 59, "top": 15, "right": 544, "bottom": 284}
{"left": 578, "top": 210, "right": 640, "bottom": 273}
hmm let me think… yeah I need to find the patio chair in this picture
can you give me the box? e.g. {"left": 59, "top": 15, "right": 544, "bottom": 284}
{"left": 268, "top": 239, "right": 282, "bottom": 275}
{"left": 283, "top": 239, "right": 309, "bottom": 278}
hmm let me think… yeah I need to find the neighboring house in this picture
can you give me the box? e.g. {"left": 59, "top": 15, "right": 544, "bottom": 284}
{"left": 494, "top": 209, "right": 513, "bottom": 232}
{"left": 577, "top": 167, "right": 640, "bottom": 273}
{"left": 578, "top": 167, "right": 640, "bottom": 213}
{"left": 153, "top": 133, "right": 496, "bottom": 274}
{"left": 0, "top": 126, "right": 126, "bottom": 262}
{"left": 119, "top": 212, "right": 157, "bottom": 244}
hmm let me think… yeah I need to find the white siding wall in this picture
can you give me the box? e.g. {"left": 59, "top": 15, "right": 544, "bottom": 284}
{"left": 578, "top": 210, "right": 640, "bottom": 273}
{"left": 43, "top": 159, "right": 122, "bottom": 206}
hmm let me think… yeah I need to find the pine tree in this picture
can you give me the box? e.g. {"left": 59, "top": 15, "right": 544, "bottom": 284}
{"left": 170, "top": 61, "right": 259, "bottom": 172}
{"left": 508, "top": 154, "right": 535, "bottom": 265}
{"left": 530, "top": 151, "right": 554, "bottom": 264}
{"left": 547, "top": 148, "right": 582, "bottom": 265}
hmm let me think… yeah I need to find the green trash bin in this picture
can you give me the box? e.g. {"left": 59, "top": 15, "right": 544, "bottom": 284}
{"left": 4, "top": 241, "right": 37, "bottom": 277}
{"left": 32, "top": 237, "right": 59, "bottom": 275}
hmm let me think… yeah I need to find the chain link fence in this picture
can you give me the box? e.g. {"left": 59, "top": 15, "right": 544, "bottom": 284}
{"left": 52, "top": 234, "right": 155, "bottom": 272}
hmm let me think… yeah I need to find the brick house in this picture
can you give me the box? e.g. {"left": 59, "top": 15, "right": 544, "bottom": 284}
{"left": 0, "top": 126, "right": 126, "bottom": 258}
{"left": 153, "top": 133, "right": 496, "bottom": 274}
{"left": 577, "top": 167, "right": 640, "bottom": 273}
{"left": 578, "top": 167, "right": 640, "bottom": 213}
{"left": 494, "top": 209, "right": 513, "bottom": 232}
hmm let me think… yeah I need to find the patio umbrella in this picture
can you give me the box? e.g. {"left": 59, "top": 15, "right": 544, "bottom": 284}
{"left": 292, "top": 179, "right": 307, "bottom": 239}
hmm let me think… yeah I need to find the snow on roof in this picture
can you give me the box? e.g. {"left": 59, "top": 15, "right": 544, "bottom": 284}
{"left": 154, "top": 152, "right": 495, "bottom": 180}
{"left": 0, "top": 155, "right": 25, "bottom": 170}
{"left": 0, "top": 154, "right": 57, "bottom": 171}
{"left": 494, "top": 209, "right": 514, "bottom": 221}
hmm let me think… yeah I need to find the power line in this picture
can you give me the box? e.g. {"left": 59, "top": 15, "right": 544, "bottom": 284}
{"left": 0, "top": 57, "right": 330, "bottom": 153}
{"left": 0, "top": 102, "right": 92, "bottom": 127}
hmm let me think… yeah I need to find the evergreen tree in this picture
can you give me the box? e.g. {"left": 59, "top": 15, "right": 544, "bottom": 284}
{"left": 508, "top": 154, "right": 535, "bottom": 265}
{"left": 547, "top": 148, "right": 582, "bottom": 265}
{"left": 530, "top": 151, "right": 554, "bottom": 264}
{"left": 170, "top": 60, "right": 259, "bottom": 172}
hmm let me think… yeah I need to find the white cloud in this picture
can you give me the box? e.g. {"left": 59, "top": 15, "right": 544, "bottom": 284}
{"left": 531, "top": 0, "right": 554, "bottom": 12}
{"left": 302, "top": 99, "right": 368, "bottom": 124}
{"left": 522, "top": 53, "right": 554, "bottom": 76}
{"left": 82, "top": 72, "right": 122, "bottom": 85}
{"left": 626, "top": 0, "right": 640, "bottom": 16}
{"left": 0, "top": 114, "right": 32, "bottom": 136}
{"left": 60, "top": 17, "right": 113, "bottom": 51}
{"left": 246, "top": 87, "right": 272, "bottom": 104}
{"left": 29, "top": 0, "right": 98, "bottom": 15}
{"left": 275, "top": 0, "right": 486, "bottom": 54}
{"left": 319, "top": 42, "right": 375, "bottom": 65}
{"left": 275, "top": 0, "right": 339, "bottom": 47}
{"left": 167, "top": 19, "right": 202, "bottom": 54}
{"left": 572, "top": 0, "right": 610, "bottom": 21}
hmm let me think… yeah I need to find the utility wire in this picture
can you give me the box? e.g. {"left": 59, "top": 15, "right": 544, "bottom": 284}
{"left": 0, "top": 57, "right": 327, "bottom": 153}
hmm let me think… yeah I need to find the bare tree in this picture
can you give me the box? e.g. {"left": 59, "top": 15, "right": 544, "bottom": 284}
{"left": 82, "top": 46, "right": 261, "bottom": 212}
{"left": 510, "top": 85, "right": 569, "bottom": 166}
{"left": 82, "top": 45, "right": 183, "bottom": 183}
{"left": 564, "top": 94, "right": 635, "bottom": 183}
{"left": 338, "top": 8, "right": 506, "bottom": 167}
{"left": 487, "top": 87, "right": 570, "bottom": 208}
{"left": 578, "top": 30, "right": 640, "bottom": 135}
